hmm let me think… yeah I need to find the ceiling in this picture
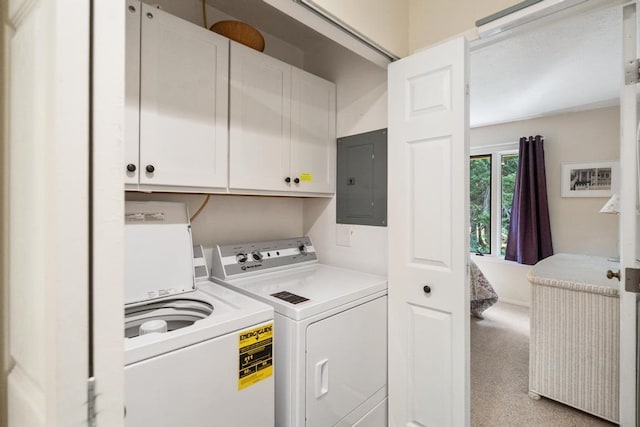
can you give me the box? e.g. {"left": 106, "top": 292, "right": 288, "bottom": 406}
{"left": 469, "top": 3, "right": 622, "bottom": 127}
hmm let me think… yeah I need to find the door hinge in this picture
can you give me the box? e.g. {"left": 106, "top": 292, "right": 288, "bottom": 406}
{"left": 625, "top": 267, "right": 640, "bottom": 293}
{"left": 625, "top": 59, "right": 640, "bottom": 85}
{"left": 87, "top": 377, "right": 97, "bottom": 427}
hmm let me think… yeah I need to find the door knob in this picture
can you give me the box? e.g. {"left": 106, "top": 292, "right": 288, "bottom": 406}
{"left": 423, "top": 285, "right": 431, "bottom": 294}
{"left": 606, "top": 270, "right": 620, "bottom": 281}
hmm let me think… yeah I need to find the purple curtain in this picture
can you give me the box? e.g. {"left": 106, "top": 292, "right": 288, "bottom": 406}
{"left": 504, "top": 135, "right": 553, "bottom": 265}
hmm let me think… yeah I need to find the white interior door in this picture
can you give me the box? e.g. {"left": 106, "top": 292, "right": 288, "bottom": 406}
{"left": 388, "top": 37, "right": 470, "bottom": 427}
{"left": 619, "top": 3, "right": 639, "bottom": 425}
{"left": 7, "top": 0, "right": 90, "bottom": 424}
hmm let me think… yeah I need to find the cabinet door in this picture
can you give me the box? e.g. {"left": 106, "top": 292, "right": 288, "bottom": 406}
{"left": 291, "top": 68, "right": 336, "bottom": 194}
{"left": 229, "top": 42, "right": 291, "bottom": 192}
{"left": 139, "top": 4, "right": 228, "bottom": 188}
{"left": 124, "top": 0, "right": 141, "bottom": 185}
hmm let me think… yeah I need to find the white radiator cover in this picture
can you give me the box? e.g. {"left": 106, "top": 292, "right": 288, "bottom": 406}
{"left": 528, "top": 254, "right": 620, "bottom": 424}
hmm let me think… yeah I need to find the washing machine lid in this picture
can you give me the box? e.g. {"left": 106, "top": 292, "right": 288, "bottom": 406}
{"left": 125, "top": 202, "right": 196, "bottom": 305}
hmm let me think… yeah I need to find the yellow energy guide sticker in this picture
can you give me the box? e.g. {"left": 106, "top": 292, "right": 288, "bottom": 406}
{"left": 299, "top": 173, "right": 313, "bottom": 183}
{"left": 238, "top": 322, "right": 273, "bottom": 390}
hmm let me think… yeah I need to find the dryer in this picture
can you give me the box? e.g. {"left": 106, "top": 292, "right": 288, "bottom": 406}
{"left": 211, "top": 237, "right": 388, "bottom": 427}
{"left": 124, "top": 201, "right": 274, "bottom": 426}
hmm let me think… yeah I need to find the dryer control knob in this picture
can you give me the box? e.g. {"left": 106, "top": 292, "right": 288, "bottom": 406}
{"left": 251, "top": 251, "right": 263, "bottom": 261}
{"left": 236, "top": 252, "right": 248, "bottom": 263}
{"left": 298, "top": 244, "right": 307, "bottom": 255}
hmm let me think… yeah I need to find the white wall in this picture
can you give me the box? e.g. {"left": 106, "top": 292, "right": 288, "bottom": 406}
{"left": 144, "top": 0, "right": 305, "bottom": 67}
{"left": 125, "top": 193, "right": 304, "bottom": 246}
{"left": 408, "top": 0, "right": 520, "bottom": 51}
{"left": 302, "top": 42, "right": 389, "bottom": 276}
{"left": 302, "top": 0, "right": 409, "bottom": 57}
{"left": 471, "top": 106, "right": 620, "bottom": 306}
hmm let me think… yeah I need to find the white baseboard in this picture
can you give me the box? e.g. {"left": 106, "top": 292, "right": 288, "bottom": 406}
{"left": 498, "top": 297, "right": 530, "bottom": 308}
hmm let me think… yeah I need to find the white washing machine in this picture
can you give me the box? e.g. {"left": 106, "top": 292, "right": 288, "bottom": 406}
{"left": 210, "top": 237, "right": 388, "bottom": 427}
{"left": 124, "top": 201, "right": 275, "bottom": 426}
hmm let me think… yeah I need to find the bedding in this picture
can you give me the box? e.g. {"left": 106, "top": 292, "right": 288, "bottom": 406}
{"left": 469, "top": 259, "right": 498, "bottom": 317}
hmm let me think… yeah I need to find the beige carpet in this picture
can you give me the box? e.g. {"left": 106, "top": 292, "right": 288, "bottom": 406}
{"left": 471, "top": 301, "right": 616, "bottom": 426}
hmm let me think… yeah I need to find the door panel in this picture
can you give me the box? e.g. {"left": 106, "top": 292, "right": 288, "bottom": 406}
{"left": 229, "top": 42, "right": 291, "bottom": 191}
{"left": 305, "top": 297, "right": 387, "bottom": 426}
{"left": 409, "top": 138, "right": 451, "bottom": 268}
{"left": 620, "top": 3, "right": 639, "bottom": 425}
{"left": 388, "top": 37, "right": 469, "bottom": 427}
{"left": 139, "top": 4, "right": 228, "bottom": 188}
{"left": 7, "top": 0, "right": 90, "bottom": 424}
{"left": 408, "top": 305, "right": 452, "bottom": 426}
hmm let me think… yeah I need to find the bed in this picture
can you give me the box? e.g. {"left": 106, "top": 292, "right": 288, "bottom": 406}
{"left": 469, "top": 259, "right": 498, "bottom": 318}
{"left": 527, "top": 253, "right": 620, "bottom": 424}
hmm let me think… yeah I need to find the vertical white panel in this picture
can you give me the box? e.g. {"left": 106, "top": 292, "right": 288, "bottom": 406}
{"left": 229, "top": 41, "right": 291, "bottom": 191}
{"left": 290, "top": 67, "right": 336, "bottom": 194}
{"left": 8, "top": 0, "right": 90, "bottom": 424}
{"left": 139, "top": 4, "right": 228, "bottom": 188}
{"left": 93, "top": 0, "right": 126, "bottom": 423}
{"left": 409, "top": 137, "right": 451, "bottom": 268}
{"left": 124, "top": 0, "right": 140, "bottom": 185}
{"left": 620, "top": 4, "right": 638, "bottom": 425}
{"left": 388, "top": 36, "right": 469, "bottom": 427}
{"left": 408, "top": 305, "right": 452, "bottom": 427}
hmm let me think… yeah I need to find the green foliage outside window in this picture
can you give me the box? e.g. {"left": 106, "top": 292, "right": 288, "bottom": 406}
{"left": 500, "top": 154, "right": 518, "bottom": 255}
{"left": 470, "top": 156, "right": 491, "bottom": 254}
{"left": 470, "top": 152, "right": 519, "bottom": 255}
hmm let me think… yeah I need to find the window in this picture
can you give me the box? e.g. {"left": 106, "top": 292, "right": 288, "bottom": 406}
{"left": 470, "top": 155, "right": 491, "bottom": 254}
{"left": 469, "top": 144, "right": 519, "bottom": 256}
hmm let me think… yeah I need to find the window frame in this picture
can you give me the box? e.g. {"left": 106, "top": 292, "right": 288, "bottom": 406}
{"left": 470, "top": 142, "right": 518, "bottom": 257}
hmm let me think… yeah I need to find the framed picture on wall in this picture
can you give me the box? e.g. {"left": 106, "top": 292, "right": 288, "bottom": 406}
{"left": 561, "top": 161, "right": 619, "bottom": 198}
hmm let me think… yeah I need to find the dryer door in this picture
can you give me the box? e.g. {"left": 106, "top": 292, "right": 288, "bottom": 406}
{"left": 305, "top": 296, "right": 387, "bottom": 426}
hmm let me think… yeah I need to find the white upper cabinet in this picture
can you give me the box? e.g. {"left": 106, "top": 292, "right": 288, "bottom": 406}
{"left": 229, "top": 42, "right": 292, "bottom": 192}
{"left": 126, "top": 2, "right": 229, "bottom": 189}
{"left": 229, "top": 42, "right": 336, "bottom": 194}
{"left": 290, "top": 68, "right": 336, "bottom": 194}
{"left": 125, "top": 0, "right": 141, "bottom": 186}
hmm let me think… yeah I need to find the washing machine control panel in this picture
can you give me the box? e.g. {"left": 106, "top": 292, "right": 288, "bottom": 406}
{"left": 212, "top": 237, "right": 317, "bottom": 279}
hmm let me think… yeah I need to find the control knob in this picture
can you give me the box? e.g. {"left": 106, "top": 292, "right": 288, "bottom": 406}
{"left": 251, "top": 251, "right": 263, "bottom": 261}
{"left": 298, "top": 244, "right": 307, "bottom": 255}
{"left": 236, "top": 252, "right": 248, "bottom": 263}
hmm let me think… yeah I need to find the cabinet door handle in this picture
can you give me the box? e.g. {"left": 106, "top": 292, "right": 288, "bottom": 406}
{"left": 294, "top": 177, "right": 300, "bottom": 184}
{"left": 126, "top": 163, "right": 136, "bottom": 172}
{"left": 146, "top": 12, "right": 153, "bottom": 19}
{"left": 423, "top": 285, "right": 432, "bottom": 294}
{"left": 284, "top": 177, "right": 291, "bottom": 183}
{"left": 146, "top": 164, "right": 155, "bottom": 173}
